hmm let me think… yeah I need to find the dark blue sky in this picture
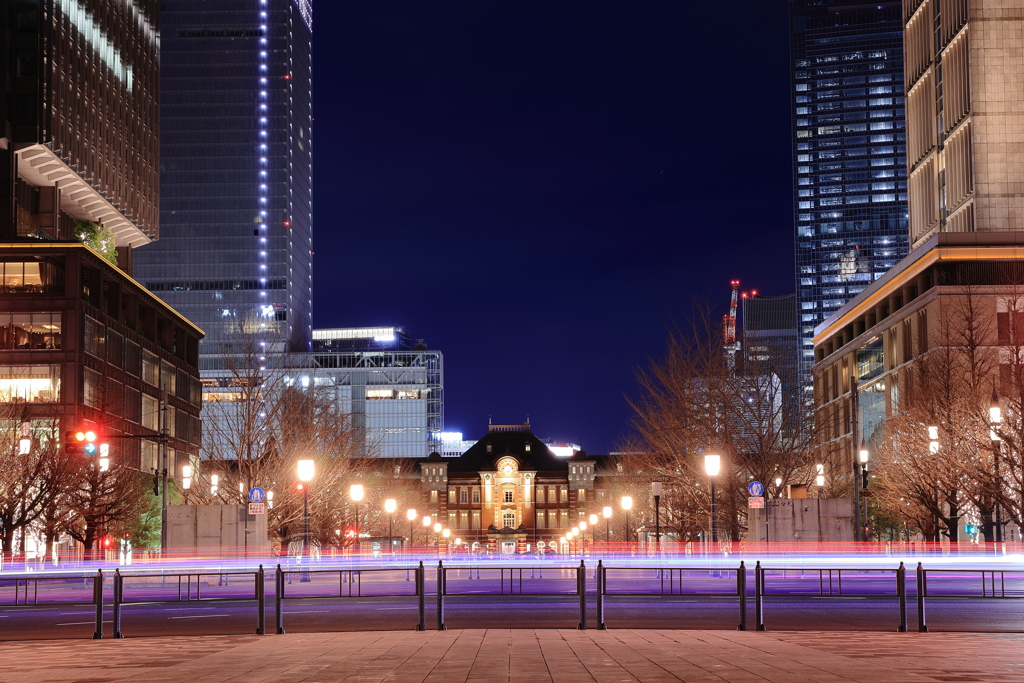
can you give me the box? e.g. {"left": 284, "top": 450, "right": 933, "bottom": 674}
{"left": 312, "top": 1, "right": 795, "bottom": 453}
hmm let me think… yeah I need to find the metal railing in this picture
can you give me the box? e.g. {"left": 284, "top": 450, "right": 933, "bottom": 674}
{"left": 0, "top": 569, "right": 106, "bottom": 639}
{"left": 436, "top": 560, "right": 587, "bottom": 631}
{"left": 112, "top": 566, "right": 266, "bottom": 638}
{"left": 596, "top": 560, "right": 748, "bottom": 631}
{"left": 275, "top": 562, "right": 426, "bottom": 633}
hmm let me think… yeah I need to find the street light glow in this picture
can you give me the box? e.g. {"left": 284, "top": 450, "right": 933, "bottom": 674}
{"left": 423, "top": 515, "right": 431, "bottom": 526}
{"left": 589, "top": 514, "right": 598, "bottom": 525}
{"left": 407, "top": 508, "right": 417, "bottom": 521}
{"left": 621, "top": 496, "right": 632, "bottom": 511}
{"left": 704, "top": 454, "right": 721, "bottom": 476}
{"left": 297, "top": 459, "right": 314, "bottom": 482}
{"left": 384, "top": 498, "right": 397, "bottom": 514}
{"left": 603, "top": 506, "right": 612, "bottom": 519}
{"left": 350, "top": 484, "right": 364, "bottom": 501}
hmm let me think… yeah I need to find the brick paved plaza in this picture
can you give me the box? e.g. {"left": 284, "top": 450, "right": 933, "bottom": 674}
{"left": 1, "top": 629, "right": 1023, "bottom": 682}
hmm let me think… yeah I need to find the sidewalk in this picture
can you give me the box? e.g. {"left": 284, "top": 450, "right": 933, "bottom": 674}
{"left": 1, "top": 629, "right": 1023, "bottom": 683}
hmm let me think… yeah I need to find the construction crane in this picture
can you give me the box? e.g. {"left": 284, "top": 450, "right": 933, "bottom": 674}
{"left": 723, "top": 280, "right": 740, "bottom": 365}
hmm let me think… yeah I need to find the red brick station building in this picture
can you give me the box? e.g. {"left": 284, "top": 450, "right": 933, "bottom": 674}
{"left": 418, "top": 424, "right": 603, "bottom": 553}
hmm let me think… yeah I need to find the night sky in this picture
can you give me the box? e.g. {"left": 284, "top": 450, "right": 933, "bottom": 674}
{"left": 312, "top": 2, "right": 795, "bottom": 454}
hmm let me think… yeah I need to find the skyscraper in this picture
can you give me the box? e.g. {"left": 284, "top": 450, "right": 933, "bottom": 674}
{"left": 135, "top": 0, "right": 314, "bottom": 364}
{"left": 790, "top": 0, "right": 910, "bottom": 392}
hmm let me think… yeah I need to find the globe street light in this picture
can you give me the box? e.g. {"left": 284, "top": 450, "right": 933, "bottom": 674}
{"left": 349, "top": 484, "right": 364, "bottom": 554}
{"left": 704, "top": 454, "right": 721, "bottom": 550}
{"left": 385, "top": 499, "right": 397, "bottom": 555}
{"left": 422, "top": 515, "right": 431, "bottom": 548}
{"left": 589, "top": 513, "right": 598, "bottom": 546}
{"left": 297, "top": 460, "right": 314, "bottom": 560}
{"left": 603, "top": 506, "right": 612, "bottom": 543}
{"left": 621, "top": 496, "right": 633, "bottom": 545}
{"left": 990, "top": 391, "right": 1004, "bottom": 546}
{"left": 407, "top": 508, "right": 417, "bottom": 554}
{"left": 856, "top": 441, "right": 870, "bottom": 543}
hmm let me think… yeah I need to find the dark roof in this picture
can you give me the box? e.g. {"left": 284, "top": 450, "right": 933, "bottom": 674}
{"left": 444, "top": 424, "right": 587, "bottom": 473}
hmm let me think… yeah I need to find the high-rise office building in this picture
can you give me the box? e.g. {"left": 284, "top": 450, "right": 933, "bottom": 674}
{"left": 0, "top": 0, "right": 202, "bottom": 472}
{"left": 1, "top": 0, "right": 159, "bottom": 252}
{"left": 135, "top": 0, "right": 313, "bottom": 363}
{"left": 811, "top": 0, "right": 1024, "bottom": 503}
{"left": 790, "top": 0, "right": 910, "bottom": 392}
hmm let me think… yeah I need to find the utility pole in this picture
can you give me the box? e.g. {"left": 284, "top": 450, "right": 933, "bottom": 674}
{"left": 850, "top": 375, "right": 862, "bottom": 543}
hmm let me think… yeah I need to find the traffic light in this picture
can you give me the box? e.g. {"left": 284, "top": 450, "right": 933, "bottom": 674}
{"left": 65, "top": 430, "right": 96, "bottom": 456}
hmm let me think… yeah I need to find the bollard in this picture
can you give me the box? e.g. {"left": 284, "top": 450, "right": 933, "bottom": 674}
{"left": 416, "top": 561, "right": 426, "bottom": 631}
{"left": 93, "top": 569, "right": 104, "bottom": 640}
{"left": 577, "top": 560, "right": 586, "bottom": 630}
{"left": 256, "top": 565, "right": 266, "bottom": 635}
{"left": 596, "top": 560, "right": 606, "bottom": 630}
{"left": 897, "top": 565, "right": 905, "bottom": 634}
{"left": 436, "top": 561, "right": 447, "bottom": 631}
{"left": 737, "top": 561, "right": 747, "bottom": 631}
{"left": 275, "top": 564, "right": 286, "bottom": 634}
{"left": 113, "top": 569, "right": 124, "bottom": 638}
{"left": 755, "top": 561, "right": 765, "bottom": 631}
{"left": 916, "top": 562, "right": 928, "bottom": 632}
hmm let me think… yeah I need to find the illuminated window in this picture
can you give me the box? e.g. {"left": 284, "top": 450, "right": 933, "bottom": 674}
{"left": 367, "top": 389, "right": 394, "bottom": 399}
{"left": 502, "top": 511, "right": 515, "bottom": 528}
{"left": 560, "top": 487, "right": 568, "bottom": 503}
{"left": 537, "top": 487, "right": 545, "bottom": 503}
{"left": 0, "top": 313, "right": 62, "bottom": 350}
{"left": 143, "top": 350, "right": 159, "bottom": 386}
{"left": 578, "top": 489, "right": 586, "bottom": 502}
{"left": 0, "top": 365, "right": 61, "bottom": 403}
{"left": 460, "top": 511, "right": 468, "bottom": 529}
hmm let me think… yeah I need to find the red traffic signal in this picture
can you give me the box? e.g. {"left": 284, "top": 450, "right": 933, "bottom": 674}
{"left": 65, "top": 429, "right": 102, "bottom": 457}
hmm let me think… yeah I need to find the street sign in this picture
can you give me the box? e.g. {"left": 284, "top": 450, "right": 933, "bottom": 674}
{"left": 248, "top": 502, "right": 266, "bottom": 516}
{"left": 747, "top": 481, "right": 764, "bottom": 497}
{"left": 248, "top": 487, "right": 266, "bottom": 503}
{"left": 748, "top": 497, "right": 764, "bottom": 509}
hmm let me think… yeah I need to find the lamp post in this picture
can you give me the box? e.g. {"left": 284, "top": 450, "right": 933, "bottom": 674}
{"left": 856, "top": 441, "right": 870, "bottom": 543}
{"left": 579, "top": 520, "right": 587, "bottom": 553}
{"left": 603, "top": 506, "right": 612, "bottom": 543}
{"left": 442, "top": 528, "right": 450, "bottom": 554}
{"left": 422, "top": 515, "right": 431, "bottom": 548}
{"left": 385, "top": 499, "right": 397, "bottom": 555}
{"left": 434, "top": 522, "right": 442, "bottom": 557}
{"left": 407, "top": 509, "right": 417, "bottom": 554}
{"left": 651, "top": 481, "right": 663, "bottom": 550}
{"left": 297, "top": 460, "right": 315, "bottom": 560}
{"left": 704, "top": 454, "right": 720, "bottom": 552}
{"left": 990, "top": 392, "right": 1004, "bottom": 547}
{"left": 621, "top": 496, "right": 633, "bottom": 546}
{"left": 571, "top": 526, "right": 579, "bottom": 555}
{"left": 350, "top": 484, "right": 364, "bottom": 555}
{"left": 589, "top": 513, "right": 598, "bottom": 547}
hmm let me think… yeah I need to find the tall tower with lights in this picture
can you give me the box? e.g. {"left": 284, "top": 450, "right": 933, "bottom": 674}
{"left": 135, "top": 0, "right": 313, "bottom": 366}
{"left": 790, "top": 0, "right": 909, "bottom": 395}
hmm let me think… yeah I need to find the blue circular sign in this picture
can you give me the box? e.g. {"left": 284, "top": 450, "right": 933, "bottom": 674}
{"left": 248, "top": 487, "right": 266, "bottom": 503}
{"left": 748, "top": 481, "right": 764, "bottom": 497}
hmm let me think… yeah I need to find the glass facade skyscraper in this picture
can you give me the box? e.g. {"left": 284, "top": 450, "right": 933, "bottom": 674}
{"left": 790, "top": 0, "right": 909, "bottom": 391}
{"left": 135, "top": 0, "right": 313, "bottom": 363}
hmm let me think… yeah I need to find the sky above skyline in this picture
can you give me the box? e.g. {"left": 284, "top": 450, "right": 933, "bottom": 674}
{"left": 311, "top": 2, "right": 795, "bottom": 453}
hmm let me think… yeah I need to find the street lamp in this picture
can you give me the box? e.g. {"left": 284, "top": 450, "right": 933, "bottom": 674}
{"left": 704, "top": 454, "right": 720, "bottom": 549}
{"left": 579, "top": 520, "right": 587, "bottom": 551}
{"left": 621, "top": 496, "right": 633, "bottom": 545}
{"left": 210, "top": 473, "right": 219, "bottom": 496}
{"left": 856, "top": 441, "right": 870, "bottom": 543}
{"left": 651, "top": 481, "right": 663, "bottom": 549}
{"left": 990, "top": 391, "right": 1004, "bottom": 545}
{"left": 442, "top": 527, "right": 450, "bottom": 554}
{"left": 385, "top": 499, "right": 397, "bottom": 555}
{"left": 589, "top": 513, "right": 598, "bottom": 546}
{"left": 350, "top": 484, "right": 364, "bottom": 554}
{"left": 297, "top": 460, "right": 314, "bottom": 560}
{"left": 603, "top": 506, "right": 612, "bottom": 543}
{"left": 407, "top": 508, "right": 417, "bottom": 554}
{"left": 815, "top": 463, "right": 825, "bottom": 488}
{"left": 422, "top": 515, "right": 431, "bottom": 548}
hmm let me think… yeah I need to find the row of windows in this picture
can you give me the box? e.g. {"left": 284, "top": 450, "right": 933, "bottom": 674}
{"left": 0, "top": 313, "right": 61, "bottom": 350}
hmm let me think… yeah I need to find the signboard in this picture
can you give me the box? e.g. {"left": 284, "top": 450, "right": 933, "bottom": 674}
{"left": 748, "top": 497, "right": 764, "bottom": 509}
{"left": 747, "top": 481, "right": 764, "bottom": 497}
{"left": 248, "top": 487, "right": 266, "bottom": 504}
{"left": 248, "top": 502, "right": 266, "bottom": 516}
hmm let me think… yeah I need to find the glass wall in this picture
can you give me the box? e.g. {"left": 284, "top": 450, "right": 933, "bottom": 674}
{"left": 0, "top": 365, "right": 61, "bottom": 402}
